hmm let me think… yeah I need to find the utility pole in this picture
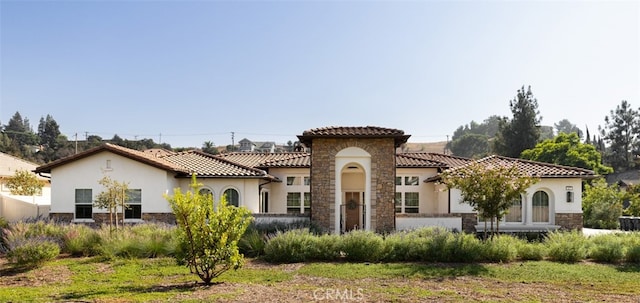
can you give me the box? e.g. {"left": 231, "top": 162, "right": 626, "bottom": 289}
{"left": 159, "top": 133, "right": 162, "bottom": 144}
{"left": 74, "top": 133, "right": 78, "bottom": 154}
{"left": 231, "top": 132, "right": 235, "bottom": 151}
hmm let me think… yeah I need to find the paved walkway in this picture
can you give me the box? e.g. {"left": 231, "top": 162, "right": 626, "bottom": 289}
{"left": 582, "top": 228, "right": 626, "bottom": 236}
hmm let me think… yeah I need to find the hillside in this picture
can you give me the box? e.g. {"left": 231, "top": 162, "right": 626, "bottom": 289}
{"left": 401, "top": 141, "right": 449, "bottom": 154}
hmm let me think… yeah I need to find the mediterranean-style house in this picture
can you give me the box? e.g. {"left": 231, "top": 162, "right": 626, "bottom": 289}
{"left": 34, "top": 126, "right": 596, "bottom": 233}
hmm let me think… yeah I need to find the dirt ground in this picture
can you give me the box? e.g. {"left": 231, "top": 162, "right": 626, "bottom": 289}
{"left": 0, "top": 258, "right": 637, "bottom": 302}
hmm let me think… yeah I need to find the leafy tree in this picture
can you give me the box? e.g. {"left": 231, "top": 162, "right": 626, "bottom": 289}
{"left": 440, "top": 162, "right": 538, "bottom": 237}
{"left": 555, "top": 119, "right": 583, "bottom": 138}
{"left": 94, "top": 176, "right": 130, "bottom": 231}
{"left": 449, "top": 133, "right": 490, "bottom": 158}
{"left": 165, "top": 175, "right": 252, "bottom": 285}
{"left": 539, "top": 125, "right": 554, "bottom": 141}
{"left": 582, "top": 179, "right": 624, "bottom": 229}
{"left": 599, "top": 100, "right": 639, "bottom": 172}
{"left": 520, "top": 133, "right": 613, "bottom": 175}
{"left": 493, "top": 86, "right": 542, "bottom": 158}
{"left": 623, "top": 184, "right": 640, "bottom": 216}
{"left": 448, "top": 115, "right": 501, "bottom": 158}
{"left": 202, "top": 141, "right": 219, "bottom": 155}
{"left": 4, "top": 112, "right": 39, "bottom": 159}
{"left": 6, "top": 169, "right": 43, "bottom": 196}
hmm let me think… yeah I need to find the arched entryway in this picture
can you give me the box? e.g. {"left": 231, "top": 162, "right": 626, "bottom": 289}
{"left": 335, "top": 147, "right": 371, "bottom": 233}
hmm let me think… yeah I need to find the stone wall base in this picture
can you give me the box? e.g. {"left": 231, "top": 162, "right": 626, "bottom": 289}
{"left": 49, "top": 213, "right": 73, "bottom": 223}
{"left": 48, "top": 212, "right": 176, "bottom": 225}
{"left": 555, "top": 213, "right": 583, "bottom": 231}
{"left": 459, "top": 213, "right": 478, "bottom": 233}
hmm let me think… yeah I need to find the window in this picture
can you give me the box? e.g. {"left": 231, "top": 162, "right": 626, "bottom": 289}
{"left": 405, "top": 176, "right": 419, "bottom": 186}
{"left": 286, "top": 176, "right": 300, "bottom": 186}
{"left": 395, "top": 177, "right": 402, "bottom": 186}
{"left": 199, "top": 188, "right": 213, "bottom": 199}
{"left": 303, "top": 192, "right": 311, "bottom": 214}
{"left": 532, "top": 191, "right": 549, "bottom": 223}
{"left": 125, "top": 189, "right": 142, "bottom": 219}
{"left": 303, "top": 176, "right": 311, "bottom": 186}
{"left": 261, "top": 191, "right": 269, "bottom": 213}
{"left": 404, "top": 192, "right": 419, "bottom": 213}
{"left": 287, "top": 192, "right": 301, "bottom": 214}
{"left": 75, "top": 189, "right": 93, "bottom": 219}
{"left": 505, "top": 197, "right": 522, "bottom": 223}
{"left": 224, "top": 188, "right": 239, "bottom": 207}
{"left": 395, "top": 192, "right": 419, "bottom": 213}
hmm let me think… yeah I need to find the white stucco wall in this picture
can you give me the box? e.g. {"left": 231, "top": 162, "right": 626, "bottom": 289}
{"left": 395, "top": 168, "right": 440, "bottom": 213}
{"left": 50, "top": 151, "right": 179, "bottom": 217}
{"left": 265, "top": 168, "right": 310, "bottom": 214}
{"left": 181, "top": 178, "right": 261, "bottom": 213}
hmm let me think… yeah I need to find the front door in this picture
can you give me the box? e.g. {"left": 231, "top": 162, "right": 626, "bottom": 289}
{"left": 344, "top": 192, "right": 361, "bottom": 231}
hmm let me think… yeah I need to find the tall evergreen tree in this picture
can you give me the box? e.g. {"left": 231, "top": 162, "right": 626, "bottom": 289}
{"left": 599, "top": 100, "right": 639, "bottom": 172}
{"left": 37, "top": 115, "right": 64, "bottom": 162}
{"left": 493, "top": 86, "right": 542, "bottom": 158}
{"left": 554, "top": 119, "right": 583, "bottom": 138}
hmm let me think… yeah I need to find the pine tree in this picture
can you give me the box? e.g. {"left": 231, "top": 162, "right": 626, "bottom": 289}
{"left": 600, "top": 100, "right": 639, "bottom": 172}
{"left": 493, "top": 86, "right": 542, "bottom": 157}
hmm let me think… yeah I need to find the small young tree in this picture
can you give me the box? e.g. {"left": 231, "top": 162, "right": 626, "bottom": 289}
{"left": 94, "top": 176, "right": 130, "bottom": 231}
{"left": 165, "top": 175, "right": 252, "bottom": 285}
{"left": 440, "top": 162, "right": 538, "bottom": 238}
{"left": 6, "top": 169, "right": 43, "bottom": 196}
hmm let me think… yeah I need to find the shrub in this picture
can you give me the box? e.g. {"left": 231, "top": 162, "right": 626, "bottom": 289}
{"left": 423, "top": 228, "right": 455, "bottom": 262}
{"left": 263, "top": 229, "right": 318, "bottom": 263}
{"left": 447, "top": 233, "right": 484, "bottom": 263}
{"left": 517, "top": 241, "right": 547, "bottom": 261}
{"left": 0, "top": 216, "right": 9, "bottom": 253}
{"left": 62, "top": 224, "right": 102, "bottom": 257}
{"left": 545, "top": 231, "right": 588, "bottom": 263}
{"left": 239, "top": 229, "right": 267, "bottom": 258}
{"left": 6, "top": 237, "right": 60, "bottom": 268}
{"left": 312, "top": 234, "right": 341, "bottom": 261}
{"left": 341, "top": 230, "right": 384, "bottom": 262}
{"left": 481, "top": 236, "right": 519, "bottom": 263}
{"left": 96, "top": 224, "right": 177, "bottom": 259}
{"left": 589, "top": 234, "right": 625, "bottom": 263}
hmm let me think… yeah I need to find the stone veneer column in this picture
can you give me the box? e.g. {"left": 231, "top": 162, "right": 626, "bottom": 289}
{"left": 555, "top": 213, "right": 583, "bottom": 231}
{"left": 310, "top": 138, "right": 396, "bottom": 233}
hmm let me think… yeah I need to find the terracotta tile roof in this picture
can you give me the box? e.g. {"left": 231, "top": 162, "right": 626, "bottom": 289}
{"left": 298, "top": 126, "right": 411, "bottom": 147}
{"left": 396, "top": 154, "right": 448, "bottom": 168}
{"left": 259, "top": 153, "right": 311, "bottom": 168}
{"left": 217, "top": 153, "right": 307, "bottom": 168}
{"left": 398, "top": 153, "right": 472, "bottom": 168}
{"left": 161, "top": 151, "right": 278, "bottom": 180}
{"left": 35, "top": 143, "right": 187, "bottom": 174}
{"left": 425, "top": 155, "right": 596, "bottom": 182}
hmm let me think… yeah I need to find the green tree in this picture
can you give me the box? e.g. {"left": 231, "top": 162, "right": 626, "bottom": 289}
{"left": 623, "top": 184, "right": 640, "bottom": 216}
{"left": 599, "top": 100, "right": 639, "bottom": 172}
{"left": 4, "top": 112, "right": 39, "bottom": 159}
{"left": 94, "top": 176, "right": 130, "bottom": 231}
{"left": 555, "top": 119, "right": 583, "bottom": 138}
{"left": 493, "top": 86, "right": 542, "bottom": 158}
{"left": 582, "top": 179, "right": 624, "bottom": 229}
{"left": 520, "top": 133, "right": 613, "bottom": 175}
{"left": 448, "top": 115, "right": 501, "bottom": 158}
{"left": 165, "top": 175, "right": 252, "bottom": 285}
{"left": 36, "top": 115, "right": 64, "bottom": 163}
{"left": 440, "top": 162, "right": 538, "bottom": 237}
{"left": 6, "top": 169, "right": 43, "bottom": 196}
{"left": 449, "top": 133, "right": 490, "bottom": 158}
{"left": 202, "top": 141, "right": 219, "bottom": 155}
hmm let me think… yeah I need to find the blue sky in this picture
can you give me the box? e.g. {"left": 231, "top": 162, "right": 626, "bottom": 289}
{"left": 1, "top": 0, "right": 638, "bottom": 148}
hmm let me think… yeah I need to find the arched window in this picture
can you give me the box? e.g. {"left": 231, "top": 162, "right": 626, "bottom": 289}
{"left": 505, "top": 196, "right": 522, "bottom": 223}
{"left": 199, "top": 188, "right": 214, "bottom": 205}
{"left": 223, "top": 188, "right": 239, "bottom": 207}
{"left": 532, "top": 191, "right": 549, "bottom": 223}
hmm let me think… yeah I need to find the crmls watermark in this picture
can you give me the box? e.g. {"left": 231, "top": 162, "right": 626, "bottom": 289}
{"left": 313, "top": 287, "right": 365, "bottom": 301}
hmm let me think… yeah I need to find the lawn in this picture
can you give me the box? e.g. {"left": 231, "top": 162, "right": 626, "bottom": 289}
{"left": 1, "top": 257, "right": 639, "bottom": 302}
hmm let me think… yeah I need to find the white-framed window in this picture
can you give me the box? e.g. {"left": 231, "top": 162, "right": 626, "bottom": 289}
{"left": 260, "top": 190, "right": 269, "bottom": 213}
{"left": 223, "top": 188, "right": 240, "bottom": 207}
{"left": 286, "top": 192, "right": 310, "bottom": 214}
{"left": 199, "top": 188, "right": 214, "bottom": 200}
{"left": 395, "top": 192, "right": 419, "bottom": 213}
{"left": 287, "top": 176, "right": 310, "bottom": 186}
{"left": 405, "top": 176, "right": 419, "bottom": 186}
{"left": 532, "top": 191, "right": 550, "bottom": 223}
{"left": 75, "top": 188, "right": 93, "bottom": 219}
{"left": 125, "top": 189, "right": 142, "bottom": 219}
{"left": 505, "top": 196, "right": 523, "bottom": 223}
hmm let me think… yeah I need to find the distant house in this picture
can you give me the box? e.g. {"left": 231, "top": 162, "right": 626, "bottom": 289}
{"left": 606, "top": 170, "right": 639, "bottom": 190}
{"left": 0, "top": 152, "right": 50, "bottom": 222}
{"left": 35, "top": 126, "right": 596, "bottom": 233}
{"left": 238, "top": 138, "right": 277, "bottom": 153}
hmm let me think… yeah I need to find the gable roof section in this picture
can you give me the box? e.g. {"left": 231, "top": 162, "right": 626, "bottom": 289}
{"left": 398, "top": 153, "right": 472, "bottom": 168}
{"left": 217, "top": 152, "right": 308, "bottom": 168}
{"left": 161, "top": 151, "right": 278, "bottom": 180}
{"left": 298, "top": 126, "right": 411, "bottom": 147}
{"left": 34, "top": 143, "right": 187, "bottom": 174}
{"left": 425, "top": 155, "right": 596, "bottom": 182}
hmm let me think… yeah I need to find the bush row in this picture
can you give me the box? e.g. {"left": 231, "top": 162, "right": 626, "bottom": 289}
{"left": 2, "top": 221, "right": 177, "bottom": 268}
{"left": 263, "top": 228, "right": 640, "bottom": 264}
